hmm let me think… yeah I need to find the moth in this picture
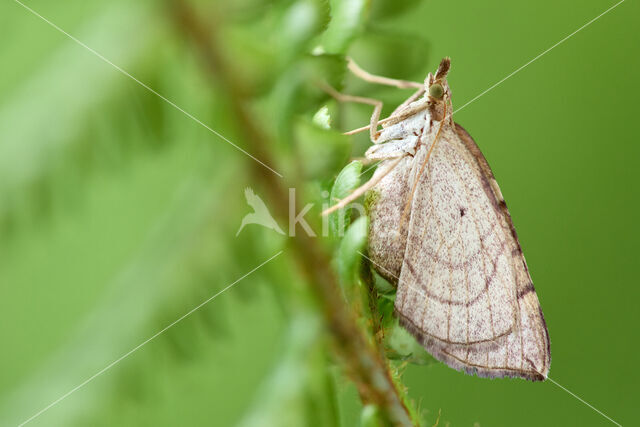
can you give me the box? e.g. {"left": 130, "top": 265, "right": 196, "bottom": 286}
{"left": 324, "top": 58, "right": 551, "bottom": 381}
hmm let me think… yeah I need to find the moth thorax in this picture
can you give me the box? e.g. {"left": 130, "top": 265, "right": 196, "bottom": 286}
{"left": 428, "top": 101, "right": 446, "bottom": 121}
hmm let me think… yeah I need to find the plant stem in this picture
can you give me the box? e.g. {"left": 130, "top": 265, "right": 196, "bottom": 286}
{"left": 169, "top": 1, "right": 414, "bottom": 425}
{"left": 361, "top": 259, "right": 387, "bottom": 359}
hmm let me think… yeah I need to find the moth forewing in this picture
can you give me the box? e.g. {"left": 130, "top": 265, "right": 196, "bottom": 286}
{"left": 363, "top": 58, "right": 550, "bottom": 381}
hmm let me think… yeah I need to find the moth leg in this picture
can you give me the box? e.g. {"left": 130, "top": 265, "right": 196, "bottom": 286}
{"left": 347, "top": 57, "right": 423, "bottom": 89}
{"left": 322, "top": 155, "right": 406, "bottom": 216}
{"left": 390, "top": 87, "right": 426, "bottom": 117}
{"left": 321, "top": 83, "right": 383, "bottom": 143}
{"left": 345, "top": 98, "right": 430, "bottom": 136}
{"left": 344, "top": 115, "right": 397, "bottom": 136}
{"left": 350, "top": 156, "right": 381, "bottom": 165}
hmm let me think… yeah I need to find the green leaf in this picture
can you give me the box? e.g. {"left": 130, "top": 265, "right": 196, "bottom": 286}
{"left": 385, "top": 320, "right": 437, "bottom": 365}
{"left": 360, "top": 404, "right": 383, "bottom": 427}
{"left": 320, "top": 0, "right": 370, "bottom": 54}
{"left": 372, "top": 268, "right": 395, "bottom": 295}
{"left": 237, "top": 314, "right": 335, "bottom": 427}
{"left": 312, "top": 105, "right": 331, "bottom": 129}
{"left": 329, "top": 160, "right": 363, "bottom": 237}
{"left": 0, "top": 2, "right": 158, "bottom": 214}
{"left": 268, "top": 53, "right": 346, "bottom": 145}
{"left": 347, "top": 27, "right": 430, "bottom": 82}
{"left": 369, "top": 0, "right": 421, "bottom": 21}
{"left": 295, "top": 117, "right": 350, "bottom": 179}
{"left": 277, "top": 0, "right": 327, "bottom": 63}
{"left": 335, "top": 216, "right": 369, "bottom": 284}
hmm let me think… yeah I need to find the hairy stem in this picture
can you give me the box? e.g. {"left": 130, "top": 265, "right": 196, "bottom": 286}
{"left": 169, "top": 1, "right": 414, "bottom": 425}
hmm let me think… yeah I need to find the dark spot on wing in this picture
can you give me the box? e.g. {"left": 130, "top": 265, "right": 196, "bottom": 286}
{"left": 460, "top": 207, "right": 466, "bottom": 217}
{"left": 517, "top": 282, "right": 535, "bottom": 299}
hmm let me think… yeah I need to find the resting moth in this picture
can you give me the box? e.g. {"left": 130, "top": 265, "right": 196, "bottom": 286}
{"left": 325, "top": 57, "right": 550, "bottom": 381}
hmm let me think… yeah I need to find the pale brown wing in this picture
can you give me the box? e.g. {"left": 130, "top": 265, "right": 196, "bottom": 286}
{"left": 367, "top": 156, "right": 414, "bottom": 283}
{"left": 395, "top": 123, "right": 550, "bottom": 381}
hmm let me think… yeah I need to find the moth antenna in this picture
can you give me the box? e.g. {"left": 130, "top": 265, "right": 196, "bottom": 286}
{"left": 398, "top": 102, "right": 448, "bottom": 230}
{"left": 435, "top": 57, "right": 451, "bottom": 80}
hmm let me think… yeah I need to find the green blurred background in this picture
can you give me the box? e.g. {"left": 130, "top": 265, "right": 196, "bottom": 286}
{"left": 1, "top": 0, "right": 638, "bottom": 426}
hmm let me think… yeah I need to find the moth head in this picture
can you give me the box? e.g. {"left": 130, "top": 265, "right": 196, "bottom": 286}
{"left": 429, "top": 82, "right": 445, "bottom": 99}
{"left": 425, "top": 57, "right": 452, "bottom": 104}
